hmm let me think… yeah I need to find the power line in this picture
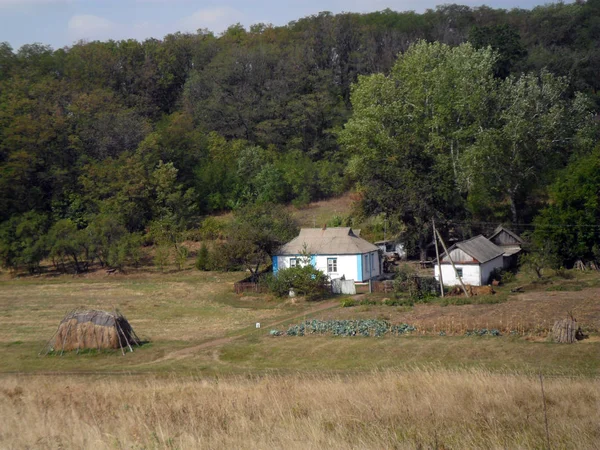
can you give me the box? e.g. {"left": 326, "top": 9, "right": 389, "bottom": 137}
{"left": 444, "top": 221, "right": 600, "bottom": 229}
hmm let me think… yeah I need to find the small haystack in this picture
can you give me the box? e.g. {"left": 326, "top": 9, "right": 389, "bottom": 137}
{"left": 552, "top": 316, "right": 587, "bottom": 344}
{"left": 41, "top": 309, "right": 141, "bottom": 355}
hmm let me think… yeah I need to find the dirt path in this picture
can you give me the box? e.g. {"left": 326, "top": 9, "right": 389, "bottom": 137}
{"left": 144, "top": 299, "right": 339, "bottom": 364}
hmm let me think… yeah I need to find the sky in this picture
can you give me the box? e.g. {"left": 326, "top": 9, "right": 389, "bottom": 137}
{"left": 1, "top": 0, "right": 565, "bottom": 51}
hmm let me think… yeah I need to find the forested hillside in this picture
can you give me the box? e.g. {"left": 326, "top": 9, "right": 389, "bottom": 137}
{"left": 1, "top": 1, "right": 600, "bottom": 271}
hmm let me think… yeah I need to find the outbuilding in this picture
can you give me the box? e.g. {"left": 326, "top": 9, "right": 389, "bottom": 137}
{"left": 273, "top": 227, "right": 381, "bottom": 282}
{"left": 488, "top": 225, "right": 525, "bottom": 269}
{"left": 434, "top": 235, "right": 504, "bottom": 286}
{"left": 374, "top": 239, "right": 407, "bottom": 260}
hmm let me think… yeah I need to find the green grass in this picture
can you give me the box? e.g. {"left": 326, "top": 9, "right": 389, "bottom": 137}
{"left": 0, "top": 267, "right": 599, "bottom": 377}
{"left": 218, "top": 335, "right": 600, "bottom": 376}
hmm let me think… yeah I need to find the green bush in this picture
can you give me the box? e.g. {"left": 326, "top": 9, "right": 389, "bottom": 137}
{"left": 554, "top": 267, "right": 575, "bottom": 280}
{"left": 489, "top": 267, "right": 516, "bottom": 284}
{"left": 500, "top": 270, "right": 516, "bottom": 284}
{"left": 197, "top": 217, "right": 226, "bottom": 240}
{"left": 384, "top": 297, "right": 414, "bottom": 307}
{"left": 195, "top": 243, "right": 210, "bottom": 271}
{"left": 107, "top": 232, "right": 143, "bottom": 269}
{"left": 340, "top": 298, "right": 356, "bottom": 307}
{"left": 266, "top": 265, "right": 329, "bottom": 300}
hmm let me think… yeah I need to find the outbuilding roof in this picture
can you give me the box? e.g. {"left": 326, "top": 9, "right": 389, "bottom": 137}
{"left": 277, "top": 227, "right": 379, "bottom": 255}
{"left": 441, "top": 235, "right": 504, "bottom": 264}
{"left": 488, "top": 226, "right": 525, "bottom": 245}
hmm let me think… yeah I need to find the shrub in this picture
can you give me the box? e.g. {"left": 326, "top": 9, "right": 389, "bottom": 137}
{"left": 489, "top": 268, "right": 516, "bottom": 284}
{"left": 197, "top": 217, "right": 226, "bottom": 240}
{"left": 174, "top": 245, "right": 189, "bottom": 271}
{"left": 107, "top": 232, "right": 143, "bottom": 269}
{"left": 266, "top": 265, "right": 329, "bottom": 300}
{"left": 195, "top": 244, "right": 210, "bottom": 271}
{"left": 500, "top": 270, "right": 515, "bottom": 284}
{"left": 153, "top": 244, "right": 171, "bottom": 271}
{"left": 340, "top": 298, "right": 356, "bottom": 308}
{"left": 555, "top": 267, "right": 575, "bottom": 280}
{"left": 384, "top": 297, "right": 414, "bottom": 307}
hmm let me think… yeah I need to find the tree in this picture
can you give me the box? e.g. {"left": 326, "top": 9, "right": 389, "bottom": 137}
{"left": 470, "top": 24, "right": 527, "bottom": 78}
{"left": 218, "top": 203, "right": 298, "bottom": 279}
{"left": 85, "top": 214, "right": 128, "bottom": 267}
{"left": 464, "top": 70, "right": 594, "bottom": 223}
{"left": 46, "top": 219, "right": 84, "bottom": 273}
{"left": 339, "top": 41, "right": 497, "bottom": 258}
{"left": 531, "top": 147, "right": 600, "bottom": 267}
{"left": 0, "top": 212, "right": 49, "bottom": 273}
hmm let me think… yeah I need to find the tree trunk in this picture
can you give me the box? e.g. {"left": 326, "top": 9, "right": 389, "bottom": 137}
{"left": 419, "top": 238, "right": 428, "bottom": 262}
{"left": 71, "top": 253, "right": 82, "bottom": 273}
{"left": 508, "top": 191, "right": 518, "bottom": 224}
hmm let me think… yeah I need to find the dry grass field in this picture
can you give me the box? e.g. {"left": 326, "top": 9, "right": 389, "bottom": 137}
{"left": 286, "top": 193, "right": 356, "bottom": 227}
{"left": 318, "top": 288, "right": 600, "bottom": 337}
{"left": 0, "top": 268, "right": 599, "bottom": 448}
{"left": 1, "top": 369, "right": 599, "bottom": 449}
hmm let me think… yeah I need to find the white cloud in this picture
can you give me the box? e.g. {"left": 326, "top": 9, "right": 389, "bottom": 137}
{"left": 179, "top": 6, "right": 244, "bottom": 34}
{"left": 68, "top": 14, "right": 117, "bottom": 41}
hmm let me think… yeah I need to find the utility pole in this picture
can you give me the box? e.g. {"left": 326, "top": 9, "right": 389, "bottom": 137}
{"left": 435, "top": 227, "right": 470, "bottom": 298}
{"left": 384, "top": 217, "right": 387, "bottom": 242}
{"left": 432, "top": 218, "right": 444, "bottom": 297}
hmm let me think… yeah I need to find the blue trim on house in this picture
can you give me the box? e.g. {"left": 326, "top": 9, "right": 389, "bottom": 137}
{"left": 356, "top": 254, "right": 363, "bottom": 282}
{"left": 272, "top": 256, "right": 278, "bottom": 274}
{"left": 310, "top": 255, "right": 316, "bottom": 267}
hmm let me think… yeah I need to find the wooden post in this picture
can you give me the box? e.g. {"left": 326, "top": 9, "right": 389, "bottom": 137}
{"left": 435, "top": 229, "right": 470, "bottom": 298}
{"left": 432, "top": 219, "right": 444, "bottom": 297}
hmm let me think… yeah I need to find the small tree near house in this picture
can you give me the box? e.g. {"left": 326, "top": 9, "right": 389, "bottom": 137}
{"left": 218, "top": 203, "right": 299, "bottom": 280}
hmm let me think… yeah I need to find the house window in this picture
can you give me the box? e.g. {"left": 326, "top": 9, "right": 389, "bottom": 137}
{"left": 289, "top": 258, "right": 297, "bottom": 268}
{"left": 327, "top": 258, "right": 337, "bottom": 273}
{"left": 365, "top": 255, "right": 369, "bottom": 272}
{"left": 455, "top": 268, "right": 463, "bottom": 278}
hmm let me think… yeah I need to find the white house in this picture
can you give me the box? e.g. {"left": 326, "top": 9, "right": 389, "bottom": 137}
{"left": 434, "top": 235, "right": 504, "bottom": 287}
{"left": 273, "top": 227, "right": 381, "bottom": 282}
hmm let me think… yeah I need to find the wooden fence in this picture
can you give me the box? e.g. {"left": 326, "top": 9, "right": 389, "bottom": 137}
{"left": 371, "top": 280, "right": 395, "bottom": 293}
{"left": 235, "top": 279, "right": 396, "bottom": 295}
{"left": 234, "top": 282, "right": 268, "bottom": 294}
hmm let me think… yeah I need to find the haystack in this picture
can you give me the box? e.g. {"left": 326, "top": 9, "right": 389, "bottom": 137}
{"left": 42, "top": 309, "right": 140, "bottom": 355}
{"left": 552, "top": 317, "right": 586, "bottom": 344}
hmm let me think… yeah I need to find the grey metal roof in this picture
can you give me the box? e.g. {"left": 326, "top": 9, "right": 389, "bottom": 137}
{"left": 489, "top": 226, "right": 525, "bottom": 245}
{"left": 277, "top": 227, "right": 379, "bottom": 255}
{"left": 442, "top": 235, "right": 504, "bottom": 264}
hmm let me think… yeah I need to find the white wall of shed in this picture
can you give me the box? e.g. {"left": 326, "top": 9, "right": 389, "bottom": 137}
{"left": 435, "top": 263, "right": 481, "bottom": 286}
{"left": 435, "top": 256, "right": 504, "bottom": 287}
